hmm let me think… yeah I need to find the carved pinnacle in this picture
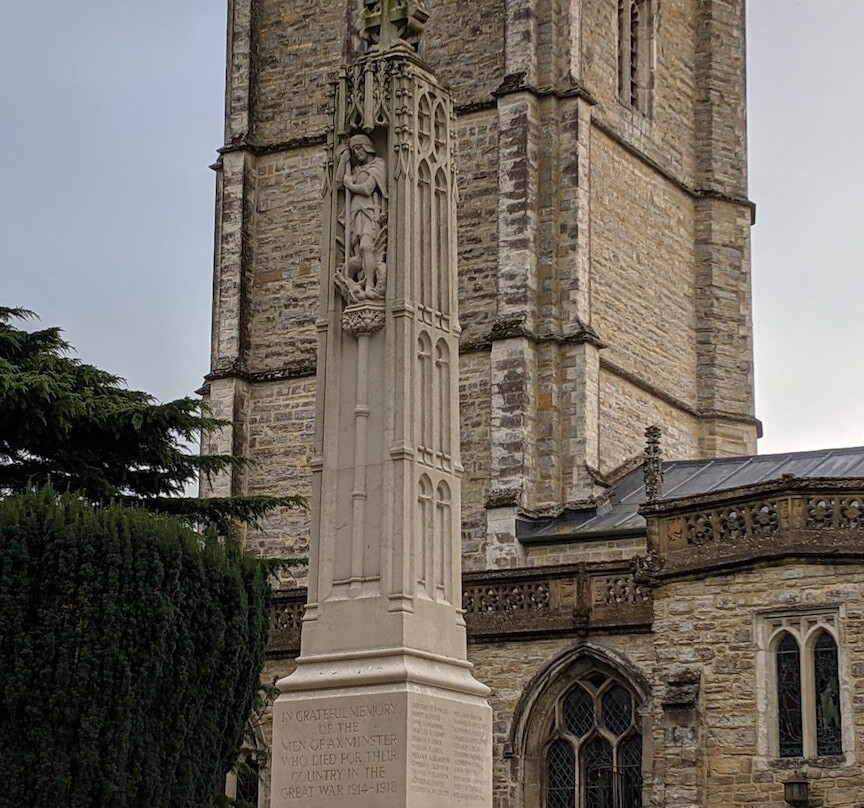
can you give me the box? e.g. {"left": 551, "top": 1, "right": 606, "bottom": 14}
{"left": 643, "top": 425, "right": 663, "bottom": 502}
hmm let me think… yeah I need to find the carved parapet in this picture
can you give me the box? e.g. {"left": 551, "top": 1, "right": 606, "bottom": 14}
{"left": 462, "top": 581, "right": 551, "bottom": 614}
{"left": 267, "top": 562, "right": 654, "bottom": 658}
{"left": 641, "top": 476, "right": 864, "bottom": 579}
{"left": 459, "top": 561, "right": 652, "bottom": 643}
{"left": 268, "top": 590, "right": 306, "bottom": 657}
{"left": 341, "top": 301, "right": 386, "bottom": 336}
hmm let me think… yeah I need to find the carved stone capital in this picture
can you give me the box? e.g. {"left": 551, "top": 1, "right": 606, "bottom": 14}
{"left": 342, "top": 302, "right": 386, "bottom": 336}
{"left": 484, "top": 486, "right": 522, "bottom": 509}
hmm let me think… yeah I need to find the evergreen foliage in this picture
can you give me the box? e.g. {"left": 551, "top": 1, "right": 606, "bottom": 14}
{"left": 0, "top": 488, "right": 271, "bottom": 808}
{"left": 0, "top": 306, "right": 305, "bottom": 527}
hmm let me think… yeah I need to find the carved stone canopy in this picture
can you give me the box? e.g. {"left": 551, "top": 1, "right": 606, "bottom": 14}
{"left": 361, "top": 0, "right": 429, "bottom": 52}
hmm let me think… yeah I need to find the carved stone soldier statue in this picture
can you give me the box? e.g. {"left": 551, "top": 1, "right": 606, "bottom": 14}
{"left": 336, "top": 133, "right": 388, "bottom": 302}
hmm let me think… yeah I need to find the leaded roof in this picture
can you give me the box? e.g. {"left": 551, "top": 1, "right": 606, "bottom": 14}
{"left": 517, "top": 446, "right": 864, "bottom": 542}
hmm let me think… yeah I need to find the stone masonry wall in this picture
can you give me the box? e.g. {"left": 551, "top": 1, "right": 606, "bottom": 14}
{"left": 209, "top": 0, "right": 757, "bottom": 569}
{"left": 454, "top": 109, "right": 500, "bottom": 349}
{"left": 460, "top": 351, "right": 493, "bottom": 571}
{"left": 599, "top": 368, "right": 701, "bottom": 476}
{"left": 590, "top": 128, "right": 698, "bottom": 410}
{"left": 651, "top": 563, "right": 864, "bottom": 808}
{"left": 250, "top": 0, "right": 342, "bottom": 145}
{"left": 251, "top": 0, "right": 504, "bottom": 148}
{"left": 580, "top": 0, "right": 698, "bottom": 186}
{"left": 248, "top": 149, "right": 324, "bottom": 373}
{"left": 242, "top": 377, "right": 316, "bottom": 580}
{"left": 524, "top": 535, "right": 647, "bottom": 566}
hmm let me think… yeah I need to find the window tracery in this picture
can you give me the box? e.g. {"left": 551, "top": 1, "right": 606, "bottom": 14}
{"left": 776, "top": 632, "right": 803, "bottom": 757}
{"left": 542, "top": 672, "right": 643, "bottom": 808}
{"left": 759, "top": 612, "right": 845, "bottom": 760}
{"left": 813, "top": 631, "right": 841, "bottom": 756}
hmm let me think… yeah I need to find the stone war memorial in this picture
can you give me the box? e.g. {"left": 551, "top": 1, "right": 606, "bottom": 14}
{"left": 268, "top": 2, "right": 493, "bottom": 808}
{"left": 203, "top": 1, "right": 864, "bottom": 807}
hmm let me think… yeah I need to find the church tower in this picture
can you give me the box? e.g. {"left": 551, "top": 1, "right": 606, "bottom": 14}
{"left": 202, "top": 9, "right": 864, "bottom": 808}
{"left": 202, "top": 0, "right": 757, "bottom": 570}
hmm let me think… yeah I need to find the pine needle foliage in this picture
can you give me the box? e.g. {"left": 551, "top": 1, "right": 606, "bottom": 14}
{"left": 0, "top": 488, "right": 271, "bottom": 808}
{"left": 0, "top": 307, "right": 305, "bottom": 528}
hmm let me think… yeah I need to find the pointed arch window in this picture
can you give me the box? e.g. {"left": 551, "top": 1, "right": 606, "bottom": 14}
{"left": 617, "top": 0, "right": 654, "bottom": 115}
{"left": 434, "top": 481, "right": 451, "bottom": 599}
{"left": 813, "top": 631, "right": 842, "bottom": 755}
{"left": 416, "top": 474, "right": 433, "bottom": 593}
{"left": 546, "top": 739, "right": 575, "bottom": 808}
{"left": 417, "top": 332, "right": 433, "bottom": 462}
{"left": 542, "top": 672, "right": 643, "bottom": 808}
{"left": 766, "top": 618, "right": 844, "bottom": 759}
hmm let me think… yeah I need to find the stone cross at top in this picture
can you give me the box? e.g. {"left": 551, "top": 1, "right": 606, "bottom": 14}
{"left": 361, "top": 0, "right": 429, "bottom": 52}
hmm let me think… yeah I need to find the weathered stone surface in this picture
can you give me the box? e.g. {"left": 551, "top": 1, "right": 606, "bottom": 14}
{"left": 271, "top": 690, "right": 490, "bottom": 808}
{"left": 198, "top": 5, "right": 858, "bottom": 808}
{"left": 205, "top": 0, "right": 758, "bottom": 571}
{"left": 649, "top": 562, "right": 864, "bottom": 808}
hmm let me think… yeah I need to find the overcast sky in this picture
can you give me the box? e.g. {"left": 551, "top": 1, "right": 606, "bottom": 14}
{"left": 1, "top": 2, "right": 861, "bottom": 456}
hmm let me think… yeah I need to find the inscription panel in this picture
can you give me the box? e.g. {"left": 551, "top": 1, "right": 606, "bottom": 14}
{"left": 271, "top": 690, "right": 492, "bottom": 808}
{"left": 272, "top": 694, "right": 404, "bottom": 808}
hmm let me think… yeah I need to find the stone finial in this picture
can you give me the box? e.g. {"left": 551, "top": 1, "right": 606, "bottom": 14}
{"left": 360, "top": 0, "right": 429, "bottom": 52}
{"left": 643, "top": 425, "right": 663, "bottom": 502}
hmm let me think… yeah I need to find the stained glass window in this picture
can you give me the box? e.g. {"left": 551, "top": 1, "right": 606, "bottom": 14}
{"left": 814, "top": 631, "right": 842, "bottom": 755}
{"left": 620, "top": 734, "right": 643, "bottom": 808}
{"left": 564, "top": 687, "right": 595, "bottom": 738}
{"left": 546, "top": 739, "right": 575, "bottom": 808}
{"left": 776, "top": 633, "right": 803, "bottom": 757}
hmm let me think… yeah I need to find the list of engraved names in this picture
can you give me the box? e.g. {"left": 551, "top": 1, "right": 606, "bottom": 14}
{"left": 409, "top": 698, "right": 489, "bottom": 804}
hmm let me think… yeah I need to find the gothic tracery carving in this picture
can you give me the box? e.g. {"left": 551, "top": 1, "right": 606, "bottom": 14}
{"left": 360, "top": 0, "right": 429, "bottom": 52}
{"left": 462, "top": 582, "right": 552, "bottom": 614}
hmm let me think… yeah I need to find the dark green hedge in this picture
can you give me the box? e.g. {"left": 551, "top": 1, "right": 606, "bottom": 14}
{"left": 0, "top": 488, "right": 270, "bottom": 808}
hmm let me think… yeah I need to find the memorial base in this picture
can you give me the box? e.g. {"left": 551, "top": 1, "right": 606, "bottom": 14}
{"left": 271, "top": 655, "right": 492, "bottom": 808}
